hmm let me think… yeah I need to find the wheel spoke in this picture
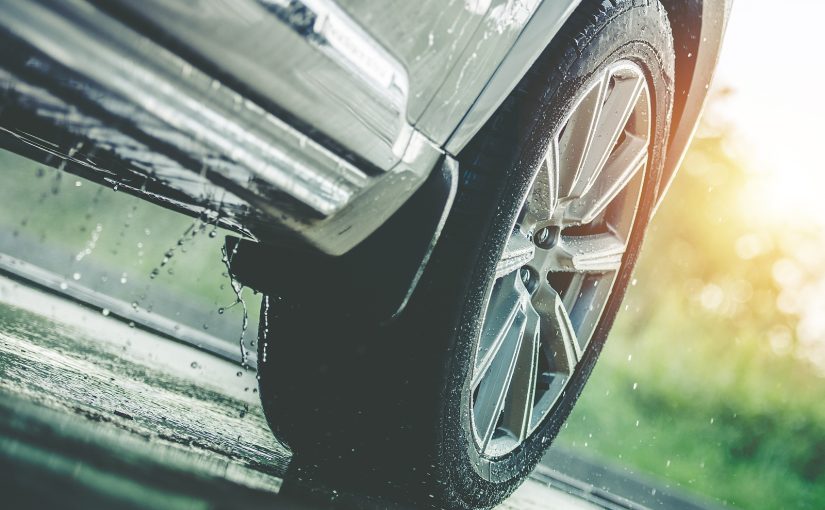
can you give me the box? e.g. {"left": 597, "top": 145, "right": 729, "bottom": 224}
{"left": 500, "top": 301, "right": 540, "bottom": 441}
{"left": 540, "top": 231, "right": 626, "bottom": 273}
{"left": 473, "top": 302, "right": 527, "bottom": 451}
{"left": 557, "top": 76, "right": 608, "bottom": 199}
{"left": 495, "top": 231, "right": 535, "bottom": 279}
{"left": 516, "top": 286, "right": 581, "bottom": 433}
{"left": 568, "top": 69, "right": 645, "bottom": 201}
{"left": 564, "top": 133, "right": 648, "bottom": 224}
{"left": 521, "top": 145, "right": 559, "bottom": 233}
{"left": 474, "top": 274, "right": 526, "bottom": 381}
{"left": 542, "top": 286, "right": 581, "bottom": 369}
{"left": 567, "top": 273, "right": 614, "bottom": 353}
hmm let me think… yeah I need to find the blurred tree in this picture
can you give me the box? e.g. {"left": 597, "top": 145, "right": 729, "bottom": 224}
{"left": 557, "top": 117, "right": 825, "bottom": 509}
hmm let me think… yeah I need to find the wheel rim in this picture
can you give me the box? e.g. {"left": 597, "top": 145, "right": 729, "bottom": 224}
{"left": 470, "top": 61, "right": 652, "bottom": 458}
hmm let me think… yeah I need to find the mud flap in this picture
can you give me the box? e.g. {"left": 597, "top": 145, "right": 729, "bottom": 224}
{"left": 225, "top": 156, "right": 458, "bottom": 321}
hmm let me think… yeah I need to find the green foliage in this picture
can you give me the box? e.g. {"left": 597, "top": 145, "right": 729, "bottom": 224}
{"left": 0, "top": 150, "right": 259, "bottom": 339}
{"left": 556, "top": 133, "right": 825, "bottom": 508}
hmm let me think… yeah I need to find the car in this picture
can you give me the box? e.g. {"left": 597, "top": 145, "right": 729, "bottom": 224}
{"left": 0, "top": 0, "right": 731, "bottom": 507}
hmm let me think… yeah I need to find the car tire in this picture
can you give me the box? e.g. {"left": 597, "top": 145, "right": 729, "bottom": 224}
{"left": 256, "top": 1, "right": 674, "bottom": 508}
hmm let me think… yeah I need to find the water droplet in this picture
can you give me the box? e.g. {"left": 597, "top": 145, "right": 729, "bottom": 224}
{"left": 236, "top": 371, "right": 243, "bottom": 377}
{"left": 190, "top": 361, "right": 200, "bottom": 369}
{"left": 72, "top": 272, "right": 81, "bottom": 281}
{"left": 101, "top": 308, "right": 110, "bottom": 316}
{"left": 59, "top": 282, "right": 68, "bottom": 290}
{"left": 632, "top": 382, "right": 638, "bottom": 390}
{"left": 217, "top": 307, "right": 225, "bottom": 315}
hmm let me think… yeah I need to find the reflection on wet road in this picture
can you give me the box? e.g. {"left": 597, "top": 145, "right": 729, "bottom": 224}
{"left": 0, "top": 275, "right": 598, "bottom": 509}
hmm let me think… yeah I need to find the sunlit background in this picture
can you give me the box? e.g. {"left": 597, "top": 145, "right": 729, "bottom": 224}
{"left": 556, "top": 1, "right": 825, "bottom": 508}
{"left": 1, "top": 1, "right": 823, "bottom": 508}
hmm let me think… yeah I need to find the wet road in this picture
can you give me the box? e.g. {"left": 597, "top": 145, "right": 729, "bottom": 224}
{"left": 0, "top": 274, "right": 603, "bottom": 510}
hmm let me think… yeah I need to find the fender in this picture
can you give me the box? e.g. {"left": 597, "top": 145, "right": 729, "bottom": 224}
{"left": 226, "top": 156, "right": 458, "bottom": 320}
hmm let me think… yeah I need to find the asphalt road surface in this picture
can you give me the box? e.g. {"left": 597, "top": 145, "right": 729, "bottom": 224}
{"left": 0, "top": 273, "right": 618, "bottom": 510}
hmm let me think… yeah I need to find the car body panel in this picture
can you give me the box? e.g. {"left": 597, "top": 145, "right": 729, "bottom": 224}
{"left": 0, "top": 0, "right": 442, "bottom": 255}
{"left": 441, "top": 0, "right": 581, "bottom": 152}
{"left": 335, "top": 0, "right": 488, "bottom": 123}
{"left": 0, "top": 0, "right": 730, "bottom": 259}
{"left": 104, "top": 0, "right": 415, "bottom": 171}
{"left": 417, "top": 0, "right": 574, "bottom": 145}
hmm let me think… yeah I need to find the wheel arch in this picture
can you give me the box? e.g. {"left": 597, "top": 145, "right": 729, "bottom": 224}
{"left": 654, "top": 0, "right": 732, "bottom": 209}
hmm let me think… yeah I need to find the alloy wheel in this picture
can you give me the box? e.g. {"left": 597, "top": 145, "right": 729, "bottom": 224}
{"left": 470, "top": 61, "right": 652, "bottom": 457}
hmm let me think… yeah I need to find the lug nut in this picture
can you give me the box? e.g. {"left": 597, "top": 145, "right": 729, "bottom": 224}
{"left": 535, "top": 228, "right": 550, "bottom": 245}
{"left": 520, "top": 267, "right": 532, "bottom": 286}
{"left": 534, "top": 227, "right": 559, "bottom": 248}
